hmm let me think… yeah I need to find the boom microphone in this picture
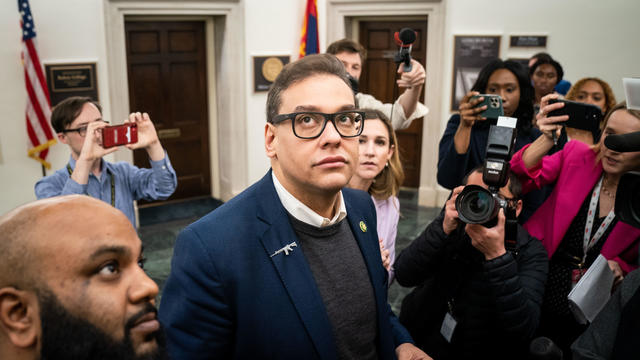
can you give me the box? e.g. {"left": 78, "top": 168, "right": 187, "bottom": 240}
{"left": 394, "top": 28, "right": 417, "bottom": 72}
{"left": 604, "top": 130, "right": 640, "bottom": 152}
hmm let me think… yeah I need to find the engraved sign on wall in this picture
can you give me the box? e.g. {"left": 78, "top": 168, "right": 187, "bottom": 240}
{"left": 450, "top": 36, "right": 501, "bottom": 111}
{"left": 45, "top": 63, "right": 99, "bottom": 106}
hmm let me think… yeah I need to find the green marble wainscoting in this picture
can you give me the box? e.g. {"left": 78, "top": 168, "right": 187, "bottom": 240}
{"left": 139, "top": 190, "right": 440, "bottom": 313}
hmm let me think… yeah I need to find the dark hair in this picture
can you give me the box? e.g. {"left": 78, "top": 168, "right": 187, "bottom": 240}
{"left": 471, "top": 59, "right": 535, "bottom": 133}
{"left": 326, "top": 39, "right": 367, "bottom": 63}
{"left": 50, "top": 96, "right": 102, "bottom": 133}
{"left": 529, "top": 52, "right": 552, "bottom": 66}
{"left": 266, "top": 54, "right": 352, "bottom": 123}
{"left": 462, "top": 164, "right": 523, "bottom": 199}
{"left": 529, "top": 57, "right": 564, "bottom": 84}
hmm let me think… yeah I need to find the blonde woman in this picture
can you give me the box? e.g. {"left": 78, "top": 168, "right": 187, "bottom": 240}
{"left": 349, "top": 109, "right": 404, "bottom": 283}
{"left": 510, "top": 96, "right": 640, "bottom": 354}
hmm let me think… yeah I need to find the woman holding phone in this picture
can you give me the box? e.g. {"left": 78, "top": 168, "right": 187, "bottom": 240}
{"left": 438, "top": 59, "right": 542, "bottom": 221}
{"left": 562, "top": 77, "right": 617, "bottom": 145}
{"left": 510, "top": 95, "right": 640, "bottom": 355}
{"left": 348, "top": 109, "right": 404, "bottom": 284}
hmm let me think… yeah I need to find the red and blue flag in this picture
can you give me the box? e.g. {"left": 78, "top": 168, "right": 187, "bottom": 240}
{"left": 299, "top": 0, "right": 319, "bottom": 58}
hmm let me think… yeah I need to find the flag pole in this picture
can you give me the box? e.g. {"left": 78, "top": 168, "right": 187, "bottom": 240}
{"left": 41, "top": 163, "right": 46, "bottom": 177}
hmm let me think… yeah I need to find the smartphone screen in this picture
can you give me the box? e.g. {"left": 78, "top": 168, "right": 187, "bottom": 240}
{"left": 102, "top": 123, "right": 138, "bottom": 148}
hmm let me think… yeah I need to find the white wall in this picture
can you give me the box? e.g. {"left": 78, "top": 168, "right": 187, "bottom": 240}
{"left": 0, "top": 0, "right": 112, "bottom": 213}
{"left": 1, "top": 0, "right": 639, "bottom": 214}
{"left": 244, "top": 0, "right": 328, "bottom": 185}
{"left": 439, "top": 0, "right": 640, "bottom": 129}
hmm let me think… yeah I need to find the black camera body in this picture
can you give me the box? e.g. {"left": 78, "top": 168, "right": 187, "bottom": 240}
{"left": 455, "top": 123, "right": 519, "bottom": 251}
{"left": 605, "top": 130, "right": 640, "bottom": 228}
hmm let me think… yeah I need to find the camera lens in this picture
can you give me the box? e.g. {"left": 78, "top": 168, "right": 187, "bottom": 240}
{"left": 468, "top": 191, "right": 491, "bottom": 214}
{"left": 455, "top": 185, "right": 498, "bottom": 224}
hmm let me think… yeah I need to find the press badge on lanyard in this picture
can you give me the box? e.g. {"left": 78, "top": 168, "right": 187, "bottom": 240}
{"left": 440, "top": 300, "right": 458, "bottom": 343}
{"left": 573, "top": 176, "right": 615, "bottom": 288}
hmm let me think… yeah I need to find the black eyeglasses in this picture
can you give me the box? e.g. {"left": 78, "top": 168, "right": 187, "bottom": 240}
{"left": 271, "top": 111, "right": 365, "bottom": 139}
{"left": 61, "top": 121, "right": 109, "bottom": 137}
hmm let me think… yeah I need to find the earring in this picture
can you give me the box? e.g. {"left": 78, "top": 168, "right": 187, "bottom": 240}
{"left": 385, "top": 162, "right": 389, "bottom": 168}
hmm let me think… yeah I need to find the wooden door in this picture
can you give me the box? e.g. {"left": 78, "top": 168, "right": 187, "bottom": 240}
{"left": 359, "top": 20, "right": 427, "bottom": 188}
{"left": 125, "top": 21, "right": 211, "bottom": 203}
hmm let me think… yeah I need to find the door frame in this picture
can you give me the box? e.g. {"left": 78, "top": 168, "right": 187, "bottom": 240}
{"left": 104, "top": 1, "right": 247, "bottom": 202}
{"left": 326, "top": 0, "right": 449, "bottom": 207}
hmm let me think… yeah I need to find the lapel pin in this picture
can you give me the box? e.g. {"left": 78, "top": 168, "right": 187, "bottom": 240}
{"left": 270, "top": 242, "right": 298, "bottom": 257}
{"left": 359, "top": 221, "right": 367, "bottom": 232}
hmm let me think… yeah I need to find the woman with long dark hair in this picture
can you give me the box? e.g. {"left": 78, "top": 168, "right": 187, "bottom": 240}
{"left": 438, "top": 59, "right": 542, "bottom": 221}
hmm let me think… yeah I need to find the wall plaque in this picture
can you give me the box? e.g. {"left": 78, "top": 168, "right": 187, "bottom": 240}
{"left": 45, "top": 63, "right": 98, "bottom": 106}
{"left": 450, "top": 35, "right": 501, "bottom": 111}
{"left": 509, "top": 35, "right": 547, "bottom": 48}
{"left": 253, "top": 56, "right": 290, "bottom": 92}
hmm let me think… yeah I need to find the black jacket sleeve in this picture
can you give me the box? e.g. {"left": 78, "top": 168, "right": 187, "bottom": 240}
{"left": 483, "top": 227, "right": 548, "bottom": 341}
{"left": 437, "top": 114, "right": 474, "bottom": 189}
{"left": 394, "top": 210, "right": 461, "bottom": 287}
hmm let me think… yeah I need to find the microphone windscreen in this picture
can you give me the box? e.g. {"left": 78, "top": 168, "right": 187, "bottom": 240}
{"left": 398, "top": 28, "right": 416, "bottom": 44}
{"left": 604, "top": 131, "right": 640, "bottom": 152}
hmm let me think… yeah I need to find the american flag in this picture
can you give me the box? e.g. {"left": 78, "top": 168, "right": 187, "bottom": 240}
{"left": 19, "top": 0, "right": 56, "bottom": 169}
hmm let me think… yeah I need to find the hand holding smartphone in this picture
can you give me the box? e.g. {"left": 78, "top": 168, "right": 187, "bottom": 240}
{"left": 547, "top": 99, "right": 602, "bottom": 135}
{"left": 470, "top": 94, "right": 504, "bottom": 119}
{"left": 101, "top": 123, "right": 138, "bottom": 148}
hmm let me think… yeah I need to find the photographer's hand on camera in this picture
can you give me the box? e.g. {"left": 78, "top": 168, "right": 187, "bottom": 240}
{"left": 454, "top": 92, "right": 487, "bottom": 154}
{"left": 72, "top": 120, "right": 118, "bottom": 185}
{"left": 522, "top": 93, "right": 569, "bottom": 169}
{"left": 466, "top": 208, "right": 507, "bottom": 260}
{"left": 396, "top": 59, "right": 426, "bottom": 119}
{"left": 443, "top": 186, "right": 464, "bottom": 235}
{"left": 125, "top": 112, "right": 165, "bottom": 161}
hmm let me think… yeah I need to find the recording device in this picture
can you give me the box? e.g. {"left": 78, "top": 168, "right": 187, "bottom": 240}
{"left": 455, "top": 118, "right": 519, "bottom": 250}
{"left": 547, "top": 99, "right": 602, "bottom": 138}
{"left": 394, "top": 28, "right": 417, "bottom": 73}
{"left": 102, "top": 123, "right": 138, "bottom": 148}
{"left": 346, "top": 73, "right": 359, "bottom": 94}
{"left": 605, "top": 131, "right": 640, "bottom": 229}
{"left": 470, "top": 94, "right": 504, "bottom": 119}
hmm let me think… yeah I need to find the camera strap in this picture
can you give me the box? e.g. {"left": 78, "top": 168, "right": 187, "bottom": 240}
{"left": 504, "top": 206, "right": 518, "bottom": 253}
{"left": 583, "top": 175, "right": 616, "bottom": 263}
{"left": 67, "top": 164, "right": 116, "bottom": 207}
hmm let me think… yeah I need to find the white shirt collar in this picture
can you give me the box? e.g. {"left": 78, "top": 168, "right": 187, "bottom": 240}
{"left": 272, "top": 171, "right": 347, "bottom": 228}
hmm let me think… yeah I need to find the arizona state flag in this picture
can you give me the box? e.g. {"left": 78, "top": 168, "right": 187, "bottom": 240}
{"left": 298, "top": 0, "right": 319, "bottom": 58}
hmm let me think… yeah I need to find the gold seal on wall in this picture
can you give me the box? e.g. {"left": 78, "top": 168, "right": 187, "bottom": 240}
{"left": 262, "top": 57, "right": 284, "bottom": 82}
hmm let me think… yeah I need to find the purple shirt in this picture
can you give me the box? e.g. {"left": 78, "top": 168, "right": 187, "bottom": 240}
{"left": 372, "top": 195, "right": 400, "bottom": 284}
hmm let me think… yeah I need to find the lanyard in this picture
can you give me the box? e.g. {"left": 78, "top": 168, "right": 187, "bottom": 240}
{"left": 67, "top": 164, "right": 115, "bottom": 207}
{"left": 583, "top": 176, "right": 616, "bottom": 262}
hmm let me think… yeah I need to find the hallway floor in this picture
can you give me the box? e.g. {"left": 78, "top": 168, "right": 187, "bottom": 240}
{"left": 139, "top": 190, "right": 440, "bottom": 313}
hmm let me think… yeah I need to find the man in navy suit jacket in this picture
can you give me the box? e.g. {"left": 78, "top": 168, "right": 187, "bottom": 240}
{"left": 159, "top": 54, "right": 431, "bottom": 359}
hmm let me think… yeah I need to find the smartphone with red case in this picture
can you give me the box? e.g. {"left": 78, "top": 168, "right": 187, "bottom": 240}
{"left": 101, "top": 123, "right": 138, "bottom": 148}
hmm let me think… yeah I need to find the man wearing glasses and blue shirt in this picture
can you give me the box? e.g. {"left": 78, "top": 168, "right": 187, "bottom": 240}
{"left": 159, "top": 54, "right": 431, "bottom": 359}
{"left": 35, "top": 97, "right": 177, "bottom": 225}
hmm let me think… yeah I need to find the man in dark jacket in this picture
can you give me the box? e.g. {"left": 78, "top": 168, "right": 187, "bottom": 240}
{"left": 395, "top": 166, "right": 548, "bottom": 359}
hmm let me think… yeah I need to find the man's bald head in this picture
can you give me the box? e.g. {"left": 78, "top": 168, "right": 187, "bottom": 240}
{"left": 0, "top": 195, "right": 131, "bottom": 289}
{"left": 0, "top": 195, "right": 163, "bottom": 360}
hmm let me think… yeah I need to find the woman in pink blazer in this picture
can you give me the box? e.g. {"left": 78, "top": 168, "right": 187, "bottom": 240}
{"left": 510, "top": 96, "right": 640, "bottom": 355}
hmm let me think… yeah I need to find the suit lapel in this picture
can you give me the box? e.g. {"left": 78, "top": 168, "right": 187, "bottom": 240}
{"left": 254, "top": 172, "right": 337, "bottom": 360}
{"left": 344, "top": 192, "right": 388, "bottom": 327}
